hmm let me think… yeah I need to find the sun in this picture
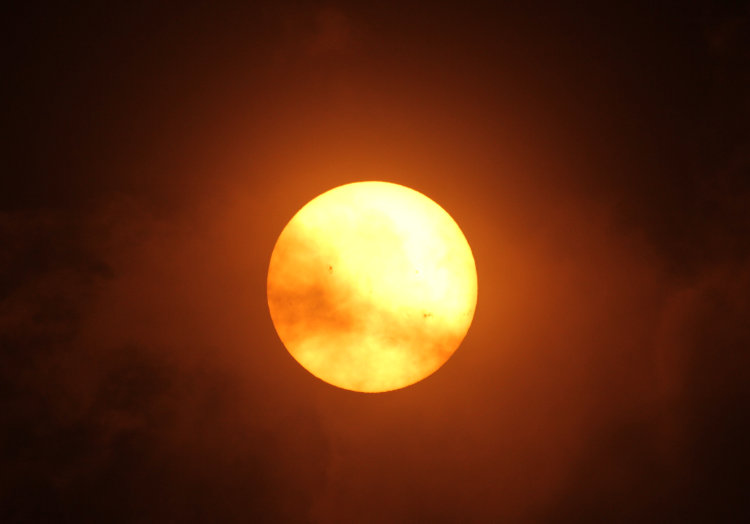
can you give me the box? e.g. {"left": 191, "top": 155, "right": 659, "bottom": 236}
{"left": 267, "top": 181, "right": 477, "bottom": 392}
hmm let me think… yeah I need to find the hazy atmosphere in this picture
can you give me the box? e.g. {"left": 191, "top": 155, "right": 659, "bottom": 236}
{"left": 3, "top": 2, "right": 749, "bottom": 522}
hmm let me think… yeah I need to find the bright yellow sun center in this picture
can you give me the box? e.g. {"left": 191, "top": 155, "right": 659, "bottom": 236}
{"left": 267, "top": 181, "right": 477, "bottom": 392}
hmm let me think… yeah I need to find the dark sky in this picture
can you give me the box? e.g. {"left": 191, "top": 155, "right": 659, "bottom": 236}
{"left": 3, "top": 1, "right": 749, "bottom": 522}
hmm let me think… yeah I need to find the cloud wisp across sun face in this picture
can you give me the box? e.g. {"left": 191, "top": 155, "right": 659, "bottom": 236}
{"left": 267, "top": 181, "right": 477, "bottom": 392}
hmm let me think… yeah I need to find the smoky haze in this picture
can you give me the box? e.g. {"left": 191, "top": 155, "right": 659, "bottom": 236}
{"left": 3, "top": 2, "right": 749, "bottom": 522}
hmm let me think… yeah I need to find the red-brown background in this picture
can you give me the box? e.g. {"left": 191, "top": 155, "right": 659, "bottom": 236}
{"left": 3, "top": 1, "right": 749, "bottom": 522}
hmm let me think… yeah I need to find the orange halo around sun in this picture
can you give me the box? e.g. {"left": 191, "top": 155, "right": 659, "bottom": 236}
{"left": 267, "top": 181, "right": 477, "bottom": 393}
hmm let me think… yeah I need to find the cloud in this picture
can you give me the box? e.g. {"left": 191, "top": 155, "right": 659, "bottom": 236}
{"left": 0, "top": 198, "right": 332, "bottom": 522}
{"left": 307, "top": 8, "right": 355, "bottom": 56}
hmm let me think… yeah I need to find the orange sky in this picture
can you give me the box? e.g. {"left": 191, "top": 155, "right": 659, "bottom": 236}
{"left": 3, "top": 2, "right": 749, "bottom": 522}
